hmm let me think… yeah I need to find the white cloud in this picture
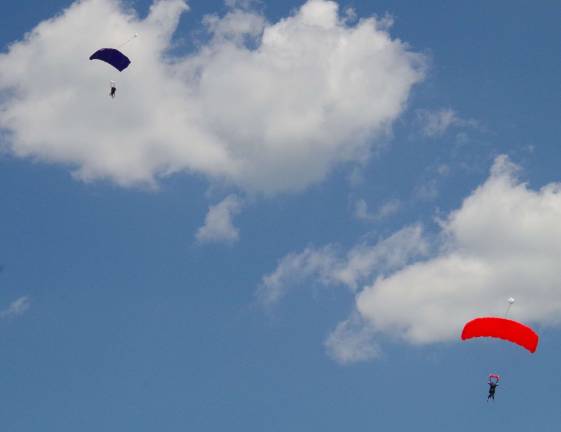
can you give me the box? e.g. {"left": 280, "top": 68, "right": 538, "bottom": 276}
{"left": 196, "top": 194, "right": 243, "bottom": 243}
{"left": 355, "top": 198, "right": 400, "bottom": 222}
{"left": 416, "top": 108, "right": 475, "bottom": 137}
{"left": 354, "top": 155, "right": 561, "bottom": 348}
{"left": 262, "top": 155, "right": 561, "bottom": 362}
{"left": 0, "top": 296, "right": 31, "bottom": 319}
{"left": 257, "top": 224, "right": 428, "bottom": 306}
{"left": 0, "top": 0, "right": 425, "bottom": 194}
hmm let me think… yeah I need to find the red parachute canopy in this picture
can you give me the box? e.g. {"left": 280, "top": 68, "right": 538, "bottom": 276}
{"left": 461, "top": 317, "right": 539, "bottom": 353}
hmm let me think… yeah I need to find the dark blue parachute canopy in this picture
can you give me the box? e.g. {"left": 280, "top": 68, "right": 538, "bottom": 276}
{"left": 89, "top": 48, "right": 131, "bottom": 72}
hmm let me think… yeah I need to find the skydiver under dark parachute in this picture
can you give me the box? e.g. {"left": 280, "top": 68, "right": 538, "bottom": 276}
{"left": 460, "top": 298, "right": 539, "bottom": 401}
{"left": 89, "top": 34, "right": 138, "bottom": 98}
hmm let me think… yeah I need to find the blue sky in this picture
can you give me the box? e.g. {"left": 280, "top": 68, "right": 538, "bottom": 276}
{"left": 1, "top": 1, "right": 561, "bottom": 430}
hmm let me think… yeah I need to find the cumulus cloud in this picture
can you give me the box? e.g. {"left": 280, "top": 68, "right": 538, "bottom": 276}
{"left": 196, "top": 194, "right": 243, "bottom": 243}
{"left": 262, "top": 155, "right": 561, "bottom": 362}
{"left": 0, "top": 296, "right": 31, "bottom": 319}
{"left": 257, "top": 225, "right": 428, "bottom": 306}
{"left": 352, "top": 155, "right": 561, "bottom": 353}
{"left": 0, "top": 0, "right": 424, "bottom": 194}
{"left": 416, "top": 108, "right": 476, "bottom": 137}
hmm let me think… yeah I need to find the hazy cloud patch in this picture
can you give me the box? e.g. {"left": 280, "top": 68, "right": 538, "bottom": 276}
{"left": 258, "top": 225, "right": 428, "bottom": 306}
{"left": 354, "top": 198, "right": 400, "bottom": 222}
{"left": 325, "top": 312, "right": 379, "bottom": 364}
{"left": 417, "top": 108, "right": 477, "bottom": 137}
{"left": 196, "top": 194, "right": 244, "bottom": 244}
{"left": 0, "top": 296, "right": 31, "bottom": 319}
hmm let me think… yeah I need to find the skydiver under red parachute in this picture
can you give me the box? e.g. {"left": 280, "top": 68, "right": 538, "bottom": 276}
{"left": 460, "top": 298, "right": 539, "bottom": 401}
{"left": 487, "top": 374, "right": 499, "bottom": 401}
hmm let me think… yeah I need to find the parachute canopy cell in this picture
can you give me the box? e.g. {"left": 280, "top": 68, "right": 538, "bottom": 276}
{"left": 89, "top": 48, "right": 131, "bottom": 72}
{"left": 461, "top": 317, "right": 539, "bottom": 353}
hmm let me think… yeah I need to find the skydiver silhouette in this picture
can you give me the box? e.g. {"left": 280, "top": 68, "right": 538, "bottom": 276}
{"left": 110, "top": 81, "right": 117, "bottom": 98}
{"left": 487, "top": 381, "right": 498, "bottom": 401}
